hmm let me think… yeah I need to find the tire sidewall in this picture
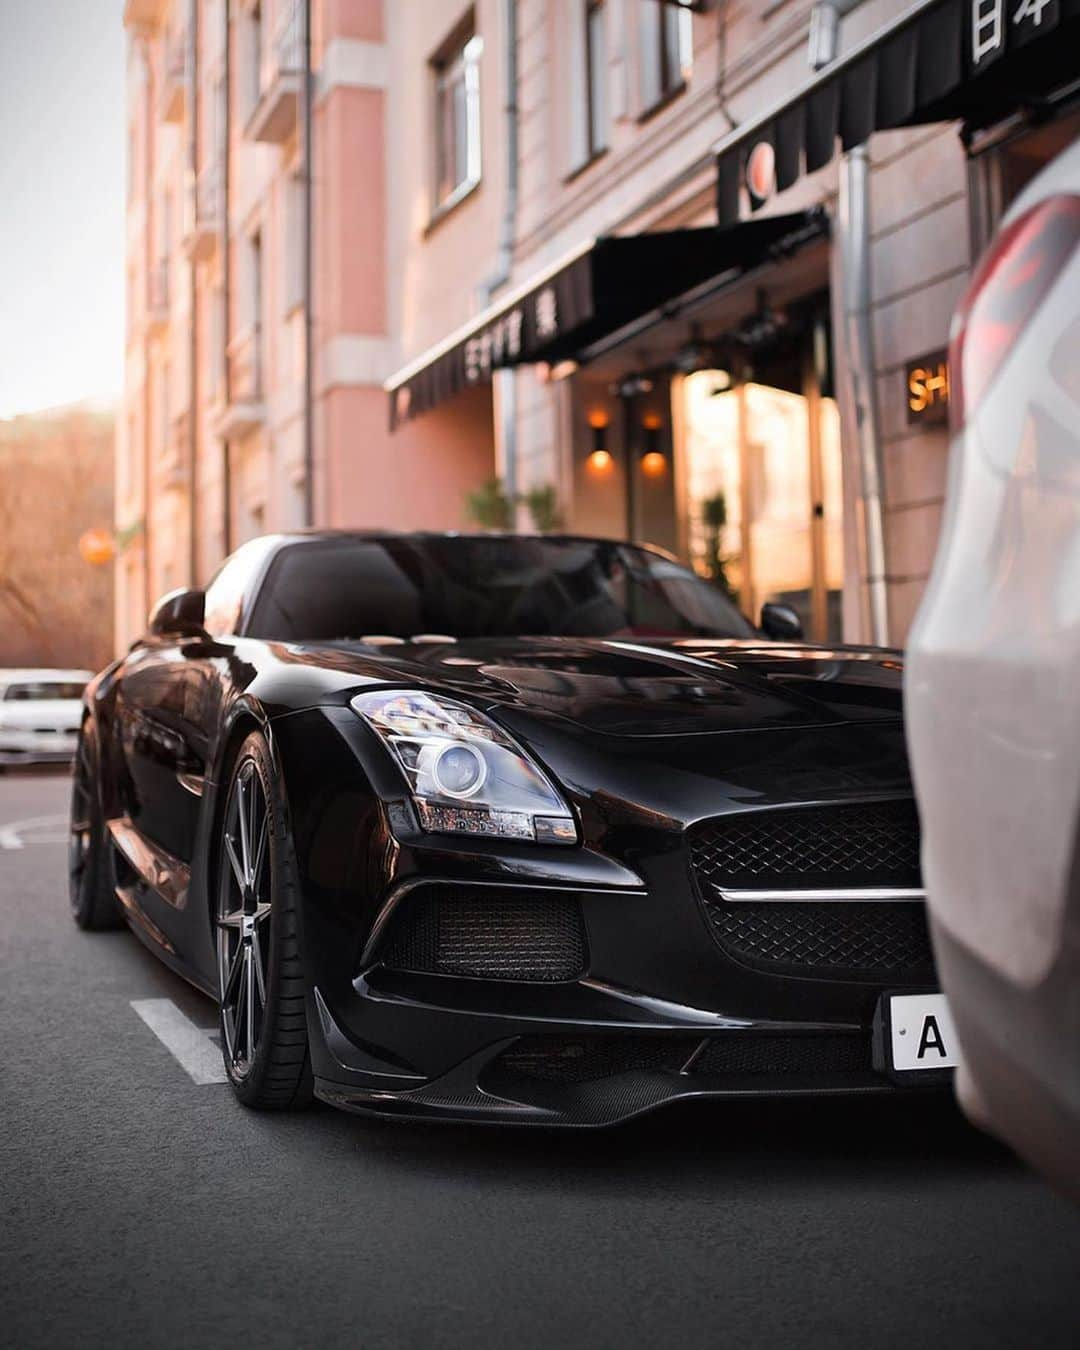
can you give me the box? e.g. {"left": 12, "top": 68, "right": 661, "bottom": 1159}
{"left": 69, "top": 721, "right": 109, "bottom": 926}
{"left": 219, "top": 729, "right": 305, "bottom": 1104}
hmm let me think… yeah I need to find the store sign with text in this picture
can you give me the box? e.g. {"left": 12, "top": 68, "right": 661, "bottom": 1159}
{"left": 906, "top": 349, "right": 950, "bottom": 426}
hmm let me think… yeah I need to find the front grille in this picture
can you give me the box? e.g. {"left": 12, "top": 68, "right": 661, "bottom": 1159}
{"left": 702, "top": 899, "right": 934, "bottom": 981}
{"left": 490, "top": 1032, "right": 873, "bottom": 1086}
{"left": 380, "top": 887, "right": 588, "bottom": 982}
{"left": 694, "top": 1032, "right": 872, "bottom": 1077}
{"left": 689, "top": 800, "right": 921, "bottom": 892}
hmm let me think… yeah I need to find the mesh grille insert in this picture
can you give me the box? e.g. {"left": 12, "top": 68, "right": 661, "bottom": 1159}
{"left": 490, "top": 1033, "right": 874, "bottom": 1086}
{"left": 693, "top": 1033, "right": 872, "bottom": 1077}
{"left": 702, "top": 898, "right": 935, "bottom": 980}
{"left": 495, "top": 1036, "right": 699, "bottom": 1084}
{"left": 689, "top": 800, "right": 921, "bottom": 892}
{"left": 380, "top": 887, "right": 588, "bottom": 982}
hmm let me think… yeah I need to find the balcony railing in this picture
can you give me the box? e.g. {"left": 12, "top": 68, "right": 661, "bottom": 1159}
{"left": 246, "top": 0, "right": 303, "bottom": 144}
{"left": 147, "top": 260, "right": 170, "bottom": 333}
{"left": 182, "top": 159, "right": 223, "bottom": 260}
{"left": 160, "top": 25, "right": 187, "bottom": 122}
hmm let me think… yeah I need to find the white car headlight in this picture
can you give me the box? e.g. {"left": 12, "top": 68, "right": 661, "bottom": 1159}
{"left": 351, "top": 690, "right": 577, "bottom": 845}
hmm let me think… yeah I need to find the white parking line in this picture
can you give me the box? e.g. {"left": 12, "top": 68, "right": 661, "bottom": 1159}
{"left": 0, "top": 813, "right": 69, "bottom": 850}
{"left": 131, "top": 998, "right": 228, "bottom": 1085}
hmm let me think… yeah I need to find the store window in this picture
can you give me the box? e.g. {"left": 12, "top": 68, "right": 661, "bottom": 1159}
{"left": 640, "top": 0, "right": 693, "bottom": 114}
{"left": 678, "top": 312, "right": 843, "bottom": 643}
{"left": 432, "top": 17, "right": 483, "bottom": 212}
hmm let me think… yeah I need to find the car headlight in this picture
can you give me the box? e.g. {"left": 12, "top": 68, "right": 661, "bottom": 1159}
{"left": 351, "top": 690, "right": 577, "bottom": 845}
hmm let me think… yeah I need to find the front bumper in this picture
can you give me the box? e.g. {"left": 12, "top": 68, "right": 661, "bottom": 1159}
{"left": 0, "top": 732, "right": 78, "bottom": 765}
{"left": 276, "top": 705, "right": 946, "bottom": 1126}
{"left": 312, "top": 972, "right": 947, "bottom": 1126}
{"left": 307, "top": 891, "right": 948, "bottom": 1126}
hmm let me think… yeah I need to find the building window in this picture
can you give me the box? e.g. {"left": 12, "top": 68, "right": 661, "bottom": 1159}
{"left": 432, "top": 19, "right": 483, "bottom": 212}
{"left": 248, "top": 229, "right": 263, "bottom": 396}
{"left": 585, "top": 1, "right": 608, "bottom": 158}
{"left": 282, "top": 173, "right": 304, "bottom": 317}
{"left": 156, "top": 362, "right": 171, "bottom": 460}
{"left": 640, "top": 0, "right": 693, "bottom": 113}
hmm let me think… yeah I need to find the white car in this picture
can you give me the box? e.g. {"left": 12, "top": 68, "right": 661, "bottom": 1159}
{"left": 906, "top": 141, "right": 1080, "bottom": 1198}
{"left": 0, "top": 670, "right": 91, "bottom": 768}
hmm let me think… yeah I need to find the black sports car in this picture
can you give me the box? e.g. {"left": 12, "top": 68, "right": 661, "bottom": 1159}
{"left": 71, "top": 531, "right": 948, "bottom": 1124}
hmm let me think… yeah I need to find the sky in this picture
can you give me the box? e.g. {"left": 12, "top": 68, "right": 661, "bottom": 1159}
{"left": 0, "top": 1, "right": 126, "bottom": 419}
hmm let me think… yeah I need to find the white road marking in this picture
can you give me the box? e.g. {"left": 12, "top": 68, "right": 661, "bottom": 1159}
{"left": 0, "top": 813, "right": 69, "bottom": 850}
{"left": 131, "top": 998, "right": 228, "bottom": 1085}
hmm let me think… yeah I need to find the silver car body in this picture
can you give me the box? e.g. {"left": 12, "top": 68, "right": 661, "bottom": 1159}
{"left": 0, "top": 669, "right": 92, "bottom": 766}
{"left": 906, "top": 140, "right": 1080, "bottom": 1196}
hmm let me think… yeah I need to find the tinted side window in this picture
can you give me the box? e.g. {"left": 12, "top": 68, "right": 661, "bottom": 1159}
{"left": 204, "top": 539, "right": 275, "bottom": 637}
{"left": 4, "top": 682, "right": 87, "bottom": 701}
{"left": 247, "top": 543, "right": 424, "bottom": 639}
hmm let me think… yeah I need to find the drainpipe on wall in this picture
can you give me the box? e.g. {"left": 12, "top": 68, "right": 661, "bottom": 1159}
{"left": 187, "top": 0, "right": 199, "bottom": 585}
{"left": 838, "top": 144, "right": 889, "bottom": 646}
{"left": 142, "top": 36, "right": 154, "bottom": 618}
{"left": 221, "top": 0, "right": 233, "bottom": 555}
{"left": 483, "top": 0, "right": 519, "bottom": 501}
{"left": 302, "top": 0, "right": 315, "bottom": 526}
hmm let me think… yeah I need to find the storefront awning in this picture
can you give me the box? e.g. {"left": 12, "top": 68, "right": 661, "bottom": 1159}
{"left": 386, "top": 211, "right": 826, "bottom": 427}
{"left": 716, "top": 0, "right": 1080, "bottom": 225}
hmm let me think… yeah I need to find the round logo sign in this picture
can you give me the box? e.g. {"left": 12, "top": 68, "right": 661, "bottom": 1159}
{"left": 746, "top": 140, "right": 776, "bottom": 205}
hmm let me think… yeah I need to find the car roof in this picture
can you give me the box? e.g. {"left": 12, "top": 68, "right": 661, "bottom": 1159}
{"left": 262, "top": 529, "right": 674, "bottom": 554}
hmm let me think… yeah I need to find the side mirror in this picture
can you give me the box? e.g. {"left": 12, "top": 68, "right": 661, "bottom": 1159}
{"left": 149, "top": 587, "right": 206, "bottom": 638}
{"left": 760, "top": 602, "right": 804, "bottom": 641}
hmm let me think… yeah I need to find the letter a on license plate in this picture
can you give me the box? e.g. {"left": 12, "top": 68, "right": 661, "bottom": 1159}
{"left": 888, "top": 992, "right": 959, "bottom": 1072}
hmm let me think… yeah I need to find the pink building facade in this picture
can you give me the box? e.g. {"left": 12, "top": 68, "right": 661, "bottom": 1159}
{"left": 119, "top": 0, "right": 1080, "bottom": 651}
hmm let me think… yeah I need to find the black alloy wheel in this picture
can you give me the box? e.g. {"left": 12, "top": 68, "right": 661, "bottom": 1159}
{"left": 216, "top": 730, "right": 312, "bottom": 1109}
{"left": 69, "top": 722, "right": 123, "bottom": 931}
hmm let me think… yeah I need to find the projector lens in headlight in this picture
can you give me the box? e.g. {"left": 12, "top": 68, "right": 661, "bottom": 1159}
{"left": 431, "top": 742, "right": 486, "bottom": 798}
{"left": 351, "top": 690, "right": 577, "bottom": 844}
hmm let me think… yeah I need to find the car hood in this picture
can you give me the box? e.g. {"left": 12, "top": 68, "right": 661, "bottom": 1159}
{"left": 272, "top": 636, "right": 906, "bottom": 737}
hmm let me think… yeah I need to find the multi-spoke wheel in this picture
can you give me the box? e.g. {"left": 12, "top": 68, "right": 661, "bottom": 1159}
{"left": 69, "top": 720, "right": 122, "bottom": 931}
{"left": 215, "top": 731, "right": 312, "bottom": 1109}
{"left": 217, "top": 757, "right": 272, "bottom": 1076}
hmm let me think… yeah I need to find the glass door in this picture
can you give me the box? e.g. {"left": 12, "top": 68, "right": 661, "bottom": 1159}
{"left": 679, "top": 360, "right": 843, "bottom": 643}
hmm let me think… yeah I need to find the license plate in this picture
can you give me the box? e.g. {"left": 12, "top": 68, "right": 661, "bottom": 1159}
{"left": 888, "top": 992, "right": 958, "bottom": 1072}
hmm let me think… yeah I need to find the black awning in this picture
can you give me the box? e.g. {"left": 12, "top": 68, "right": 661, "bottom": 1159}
{"left": 386, "top": 211, "right": 825, "bottom": 427}
{"left": 717, "top": 0, "right": 1080, "bottom": 225}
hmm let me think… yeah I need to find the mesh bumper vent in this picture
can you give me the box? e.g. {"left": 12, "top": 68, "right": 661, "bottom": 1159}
{"left": 702, "top": 899, "right": 935, "bottom": 981}
{"left": 689, "top": 799, "right": 922, "bottom": 892}
{"left": 380, "top": 887, "right": 588, "bottom": 983}
{"left": 491, "top": 1032, "right": 873, "bottom": 1085}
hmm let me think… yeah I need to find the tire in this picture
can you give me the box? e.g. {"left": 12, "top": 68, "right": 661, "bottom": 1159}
{"left": 215, "top": 730, "right": 312, "bottom": 1110}
{"left": 69, "top": 720, "right": 124, "bottom": 931}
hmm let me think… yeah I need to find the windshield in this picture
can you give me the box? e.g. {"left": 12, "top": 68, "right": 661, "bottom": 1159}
{"left": 3, "top": 682, "right": 86, "bottom": 701}
{"left": 245, "top": 536, "right": 756, "bottom": 643}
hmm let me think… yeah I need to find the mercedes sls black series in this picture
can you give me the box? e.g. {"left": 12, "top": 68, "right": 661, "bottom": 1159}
{"left": 70, "top": 532, "right": 952, "bottom": 1124}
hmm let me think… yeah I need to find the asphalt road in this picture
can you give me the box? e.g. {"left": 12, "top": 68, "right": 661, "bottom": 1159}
{"left": 1, "top": 770, "right": 1078, "bottom": 1349}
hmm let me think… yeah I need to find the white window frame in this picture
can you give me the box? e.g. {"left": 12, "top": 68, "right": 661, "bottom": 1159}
{"left": 639, "top": 0, "right": 693, "bottom": 115}
{"left": 431, "top": 23, "right": 484, "bottom": 215}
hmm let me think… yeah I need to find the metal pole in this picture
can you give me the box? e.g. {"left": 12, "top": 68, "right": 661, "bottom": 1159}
{"left": 187, "top": 0, "right": 199, "bottom": 586}
{"left": 621, "top": 393, "right": 638, "bottom": 543}
{"left": 302, "top": 0, "right": 314, "bottom": 526}
{"left": 485, "top": 0, "right": 519, "bottom": 506}
{"left": 838, "top": 144, "right": 889, "bottom": 646}
{"left": 142, "top": 37, "right": 154, "bottom": 618}
{"left": 221, "top": 0, "right": 233, "bottom": 555}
